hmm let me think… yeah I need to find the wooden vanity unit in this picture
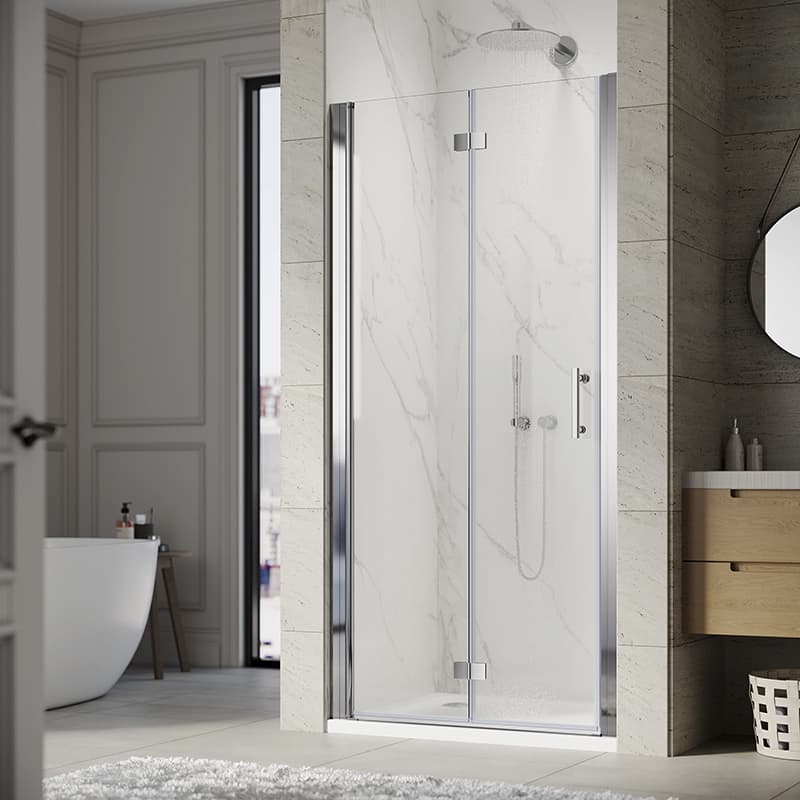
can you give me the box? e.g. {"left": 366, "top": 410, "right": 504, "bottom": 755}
{"left": 683, "top": 472, "right": 800, "bottom": 638}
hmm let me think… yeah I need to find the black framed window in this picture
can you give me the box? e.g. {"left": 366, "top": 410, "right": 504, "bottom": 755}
{"left": 244, "top": 75, "right": 281, "bottom": 666}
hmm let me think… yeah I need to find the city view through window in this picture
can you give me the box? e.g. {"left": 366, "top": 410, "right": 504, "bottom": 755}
{"left": 258, "top": 84, "right": 281, "bottom": 661}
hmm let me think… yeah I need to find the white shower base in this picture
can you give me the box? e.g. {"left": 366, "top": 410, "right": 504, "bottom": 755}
{"left": 353, "top": 691, "right": 596, "bottom": 730}
{"left": 327, "top": 719, "right": 616, "bottom": 752}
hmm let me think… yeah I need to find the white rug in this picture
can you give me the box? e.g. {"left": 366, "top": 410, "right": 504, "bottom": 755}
{"left": 44, "top": 756, "right": 663, "bottom": 800}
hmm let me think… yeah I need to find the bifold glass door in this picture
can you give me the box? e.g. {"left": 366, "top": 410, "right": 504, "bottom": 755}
{"left": 339, "top": 76, "right": 612, "bottom": 734}
{"left": 472, "top": 81, "right": 599, "bottom": 729}
{"left": 350, "top": 91, "right": 471, "bottom": 721}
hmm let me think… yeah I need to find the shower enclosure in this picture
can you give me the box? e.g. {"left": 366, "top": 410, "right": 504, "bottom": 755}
{"left": 332, "top": 75, "right": 616, "bottom": 736}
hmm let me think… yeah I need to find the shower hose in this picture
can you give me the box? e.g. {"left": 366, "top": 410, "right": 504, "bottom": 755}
{"left": 514, "top": 421, "right": 547, "bottom": 581}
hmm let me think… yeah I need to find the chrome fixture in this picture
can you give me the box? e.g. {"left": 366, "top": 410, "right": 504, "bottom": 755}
{"left": 537, "top": 414, "right": 558, "bottom": 430}
{"left": 477, "top": 21, "right": 579, "bottom": 67}
{"left": 572, "top": 368, "right": 590, "bottom": 439}
{"left": 453, "top": 131, "right": 487, "bottom": 152}
{"left": 453, "top": 661, "right": 487, "bottom": 681}
{"left": 511, "top": 352, "right": 544, "bottom": 583}
{"left": 510, "top": 354, "right": 531, "bottom": 431}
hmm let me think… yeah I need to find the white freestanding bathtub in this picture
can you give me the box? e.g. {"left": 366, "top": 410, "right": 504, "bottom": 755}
{"left": 44, "top": 537, "right": 159, "bottom": 709}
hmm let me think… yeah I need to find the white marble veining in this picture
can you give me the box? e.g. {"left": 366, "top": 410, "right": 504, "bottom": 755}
{"left": 326, "top": 0, "right": 616, "bottom": 104}
{"left": 471, "top": 78, "right": 599, "bottom": 727}
{"left": 351, "top": 91, "right": 469, "bottom": 718}
{"left": 684, "top": 470, "right": 800, "bottom": 490}
{"left": 350, "top": 77, "right": 602, "bottom": 731}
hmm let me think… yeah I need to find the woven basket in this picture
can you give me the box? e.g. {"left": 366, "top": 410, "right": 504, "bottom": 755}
{"left": 750, "top": 670, "right": 800, "bottom": 759}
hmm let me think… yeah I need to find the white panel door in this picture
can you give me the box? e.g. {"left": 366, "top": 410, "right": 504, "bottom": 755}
{"left": 0, "top": 0, "right": 48, "bottom": 796}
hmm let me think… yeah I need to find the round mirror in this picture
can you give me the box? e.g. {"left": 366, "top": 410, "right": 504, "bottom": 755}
{"left": 750, "top": 205, "right": 800, "bottom": 358}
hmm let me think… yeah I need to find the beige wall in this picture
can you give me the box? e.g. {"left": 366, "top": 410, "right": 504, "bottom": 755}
{"left": 616, "top": 0, "right": 672, "bottom": 757}
{"left": 46, "top": 1, "right": 280, "bottom": 668}
{"left": 278, "top": 0, "right": 327, "bottom": 732}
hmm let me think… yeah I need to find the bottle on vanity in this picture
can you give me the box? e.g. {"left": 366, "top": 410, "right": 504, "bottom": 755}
{"left": 725, "top": 418, "right": 745, "bottom": 471}
{"left": 115, "top": 501, "right": 134, "bottom": 539}
{"left": 747, "top": 437, "right": 764, "bottom": 471}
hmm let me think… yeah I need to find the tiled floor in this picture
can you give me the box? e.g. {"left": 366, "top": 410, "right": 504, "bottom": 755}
{"left": 45, "top": 668, "right": 800, "bottom": 800}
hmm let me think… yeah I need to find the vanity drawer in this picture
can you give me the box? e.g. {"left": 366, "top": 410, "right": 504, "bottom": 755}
{"left": 683, "top": 488, "right": 800, "bottom": 563}
{"left": 684, "top": 561, "right": 800, "bottom": 637}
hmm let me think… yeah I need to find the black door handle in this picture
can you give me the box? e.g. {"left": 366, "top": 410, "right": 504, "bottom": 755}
{"left": 10, "top": 416, "right": 60, "bottom": 448}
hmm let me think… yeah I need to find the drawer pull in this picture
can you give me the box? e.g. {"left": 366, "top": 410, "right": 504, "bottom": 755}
{"left": 730, "top": 562, "right": 800, "bottom": 574}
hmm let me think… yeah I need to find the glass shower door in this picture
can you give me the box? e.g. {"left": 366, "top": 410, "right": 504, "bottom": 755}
{"left": 350, "top": 91, "right": 471, "bottom": 721}
{"left": 472, "top": 78, "right": 601, "bottom": 731}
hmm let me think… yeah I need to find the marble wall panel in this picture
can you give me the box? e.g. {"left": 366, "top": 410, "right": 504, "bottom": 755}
{"left": 618, "top": 0, "right": 668, "bottom": 108}
{"left": 619, "top": 376, "right": 669, "bottom": 512}
{"left": 619, "top": 240, "right": 668, "bottom": 377}
{"left": 618, "top": 644, "right": 669, "bottom": 756}
{"left": 619, "top": 105, "right": 669, "bottom": 242}
{"left": 282, "top": 0, "right": 323, "bottom": 16}
{"left": 281, "top": 14, "right": 324, "bottom": 140}
{"left": 327, "top": 0, "right": 616, "bottom": 104}
{"left": 282, "top": 137, "right": 324, "bottom": 263}
{"left": 281, "top": 262, "right": 324, "bottom": 387}
{"left": 618, "top": 512, "right": 668, "bottom": 647}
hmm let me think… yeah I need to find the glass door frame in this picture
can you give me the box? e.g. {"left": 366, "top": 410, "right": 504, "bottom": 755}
{"left": 330, "top": 75, "right": 617, "bottom": 736}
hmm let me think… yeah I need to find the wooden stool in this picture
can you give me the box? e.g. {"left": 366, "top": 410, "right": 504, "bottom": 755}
{"left": 149, "top": 550, "right": 192, "bottom": 679}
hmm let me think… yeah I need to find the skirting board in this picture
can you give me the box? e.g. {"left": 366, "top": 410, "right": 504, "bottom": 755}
{"left": 327, "top": 719, "right": 617, "bottom": 752}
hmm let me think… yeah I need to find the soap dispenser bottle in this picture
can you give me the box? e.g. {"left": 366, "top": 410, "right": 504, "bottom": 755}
{"left": 115, "top": 501, "right": 134, "bottom": 539}
{"left": 725, "top": 419, "right": 745, "bottom": 471}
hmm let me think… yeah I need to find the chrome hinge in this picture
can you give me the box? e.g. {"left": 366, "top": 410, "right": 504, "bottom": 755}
{"left": 454, "top": 661, "right": 488, "bottom": 681}
{"left": 453, "top": 132, "right": 487, "bottom": 152}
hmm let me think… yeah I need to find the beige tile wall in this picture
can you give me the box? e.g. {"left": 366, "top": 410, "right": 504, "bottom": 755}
{"left": 668, "top": 0, "right": 727, "bottom": 756}
{"left": 617, "top": 0, "right": 672, "bottom": 756}
{"left": 280, "top": 0, "right": 328, "bottom": 732}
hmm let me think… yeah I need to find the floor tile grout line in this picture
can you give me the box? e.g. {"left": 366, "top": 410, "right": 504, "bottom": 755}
{"left": 45, "top": 716, "right": 281, "bottom": 773}
{"left": 311, "top": 739, "right": 409, "bottom": 768}
{"left": 768, "top": 777, "right": 800, "bottom": 800}
{"left": 522, "top": 752, "right": 607, "bottom": 785}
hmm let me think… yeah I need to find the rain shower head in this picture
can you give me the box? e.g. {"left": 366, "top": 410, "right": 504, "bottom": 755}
{"left": 477, "top": 21, "right": 578, "bottom": 67}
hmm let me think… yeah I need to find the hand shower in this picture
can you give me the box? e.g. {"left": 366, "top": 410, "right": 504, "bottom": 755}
{"left": 510, "top": 354, "right": 546, "bottom": 582}
{"left": 511, "top": 355, "right": 531, "bottom": 431}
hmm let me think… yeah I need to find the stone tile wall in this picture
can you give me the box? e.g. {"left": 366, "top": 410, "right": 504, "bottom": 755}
{"left": 279, "top": 0, "right": 328, "bottom": 733}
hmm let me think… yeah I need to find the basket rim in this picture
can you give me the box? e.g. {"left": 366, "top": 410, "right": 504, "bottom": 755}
{"left": 750, "top": 668, "right": 800, "bottom": 681}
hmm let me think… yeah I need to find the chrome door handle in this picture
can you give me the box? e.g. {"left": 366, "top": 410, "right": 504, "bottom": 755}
{"left": 572, "top": 369, "right": 590, "bottom": 439}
